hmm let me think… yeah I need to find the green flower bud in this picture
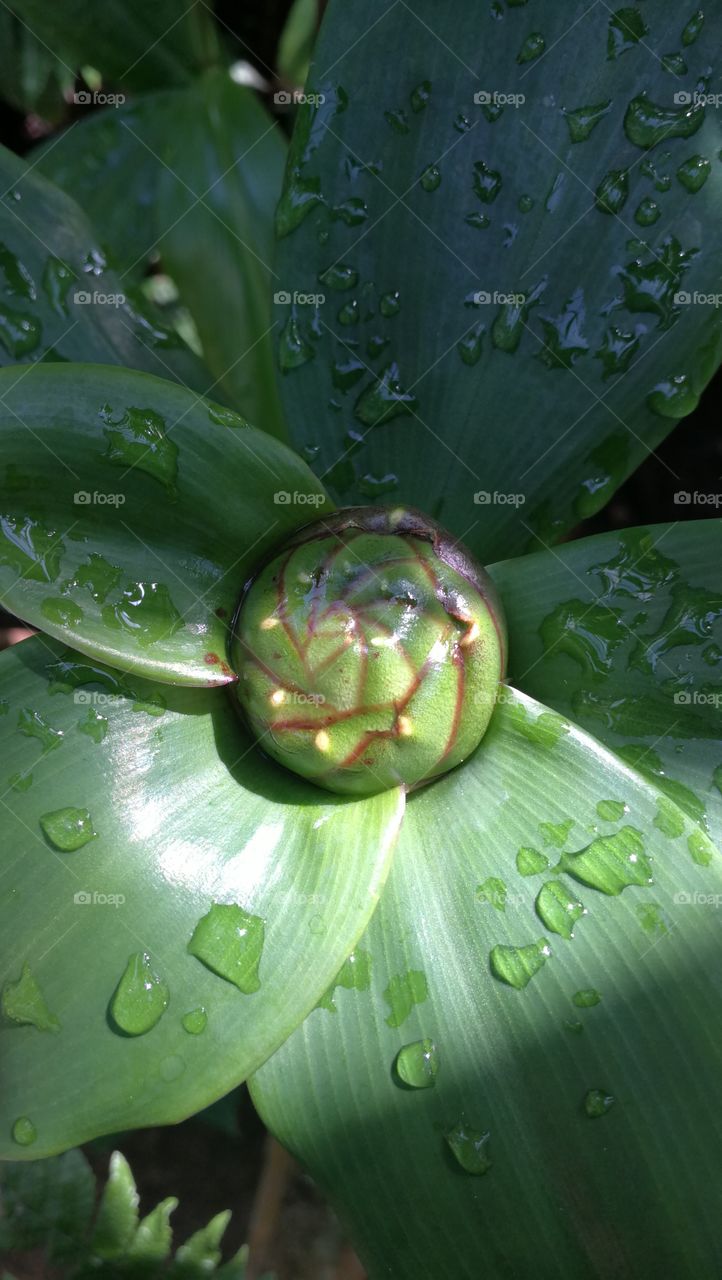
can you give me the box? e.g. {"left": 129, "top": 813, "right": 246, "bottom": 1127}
{"left": 231, "top": 506, "right": 507, "bottom": 796}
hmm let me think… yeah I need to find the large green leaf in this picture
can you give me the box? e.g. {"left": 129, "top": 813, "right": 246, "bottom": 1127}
{"left": 252, "top": 686, "right": 722, "bottom": 1278}
{"left": 6, "top": 0, "right": 220, "bottom": 90}
{"left": 36, "top": 73, "right": 289, "bottom": 437}
{"left": 0, "top": 635, "right": 404, "bottom": 1160}
{"left": 490, "top": 520, "right": 722, "bottom": 848}
{"left": 272, "top": 0, "right": 722, "bottom": 557}
{"left": 0, "top": 364, "right": 332, "bottom": 684}
{"left": 0, "top": 143, "right": 209, "bottom": 391}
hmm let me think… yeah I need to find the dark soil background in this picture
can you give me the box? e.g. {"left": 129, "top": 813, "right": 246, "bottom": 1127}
{"left": 0, "top": 2, "right": 720, "bottom": 1276}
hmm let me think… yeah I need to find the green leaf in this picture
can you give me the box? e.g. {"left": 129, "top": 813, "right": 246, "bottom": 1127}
{"left": 0, "top": 143, "right": 209, "bottom": 391}
{"left": 491, "top": 521, "right": 722, "bottom": 849}
{"left": 91, "top": 1151, "right": 139, "bottom": 1258}
{"left": 272, "top": 0, "right": 722, "bottom": 558}
{"left": 36, "top": 72, "right": 289, "bottom": 437}
{"left": 6, "top": 0, "right": 220, "bottom": 91}
{"left": 277, "top": 0, "right": 318, "bottom": 88}
{"left": 252, "top": 686, "right": 722, "bottom": 1277}
{"left": 0, "top": 1147, "right": 94, "bottom": 1258}
{"left": 0, "top": 9, "right": 72, "bottom": 121}
{"left": 0, "top": 363, "right": 331, "bottom": 685}
{"left": 0, "top": 635, "right": 404, "bottom": 1159}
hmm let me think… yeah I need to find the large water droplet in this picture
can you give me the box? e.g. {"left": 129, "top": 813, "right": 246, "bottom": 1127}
{"left": 584, "top": 1088, "right": 615, "bottom": 1117}
{"left": 490, "top": 938, "right": 550, "bottom": 989}
{"left": 560, "top": 826, "right": 652, "bottom": 895}
{"left": 40, "top": 806, "right": 96, "bottom": 851}
{"left": 535, "top": 881, "right": 586, "bottom": 940}
{"left": 1, "top": 962, "right": 59, "bottom": 1031}
{"left": 395, "top": 1037, "right": 439, "bottom": 1088}
{"left": 110, "top": 952, "right": 169, "bottom": 1035}
{"left": 445, "top": 1120, "right": 491, "bottom": 1174}
{"left": 187, "top": 902, "right": 265, "bottom": 993}
{"left": 100, "top": 404, "right": 178, "bottom": 496}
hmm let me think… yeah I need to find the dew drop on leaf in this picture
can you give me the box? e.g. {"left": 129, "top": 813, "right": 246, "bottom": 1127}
{"left": 395, "top": 1038, "right": 439, "bottom": 1089}
{"left": 40, "top": 806, "right": 96, "bottom": 852}
{"left": 187, "top": 903, "right": 265, "bottom": 994}
{"left": 110, "top": 952, "right": 169, "bottom": 1036}
{"left": 445, "top": 1120, "right": 491, "bottom": 1174}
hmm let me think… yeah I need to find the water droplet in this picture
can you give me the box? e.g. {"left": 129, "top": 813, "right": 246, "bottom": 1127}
{"left": 100, "top": 404, "right": 178, "bottom": 496}
{"left": 563, "top": 100, "right": 611, "bottom": 142}
{"left": 331, "top": 197, "right": 368, "bottom": 226}
{"left": 445, "top": 1120, "right": 491, "bottom": 1174}
{"left": 187, "top": 902, "right": 265, "bottom": 993}
{"left": 489, "top": 938, "right": 550, "bottom": 989}
{"left": 358, "top": 472, "right": 399, "bottom": 497}
{"left": 354, "top": 363, "right": 417, "bottom": 426}
{"left": 634, "top": 196, "right": 661, "bottom": 226}
{"left": 596, "top": 169, "right": 629, "bottom": 214}
{"left": 420, "top": 165, "right": 441, "bottom": 192}
{"left": 380, "top": 291, "right": 401, "bottom": 317}
{"left": 110, "top": 952, "right": 169, "bottom": 1035}
{"left": 624, "top": 91, "right": 704, "bottom": 149}
{"left": 677, "top": 154, "right": 711, "bottom": 192}
{"left": 43, "top": 256, "right": 74, "bottom": 315}
{"left": 506, "top": 701, "right": 568, "bottom": 747}
{"left": 539, "top": 820, "right": 574, "bottom": 848}
{"left": 367, "top": 334, "right": 390, "bottom": 358}
{"left": 536, "top": 881, "right": 586, "bottom": 940}
{"left": 688, "top": 828, "right": 715, "bottom": 866}
{"left": 395, "top": 1037, "right": 438, "bottom": 1088}
{"left": 475, "top": 877, "right": 508, "bottom": 910}
{"left": 385, "top": 108, "right": 410, "bottom": 135}
{"left": 41, "top": 598, "right": 83, "bottom": 627}
{"left": 516, "top": 847, "right": 549, "bottom": 876}
{"left": 517, "top": 32, "right": 545, "bottom": 63}
{"left": 681, "top": 9, "right": 704, "bottom": 45}
{"left": 518, "top": 194, "right": 535, "bottom": 213}
{"left": 540, "top": 599, "right": 625, "bottom": 677}
{"left": 607, "top": 7, "right": 648, "bottom": 59}
{"left": 0, "top": 305, "right": 42, "bottom": 357}
{"left": 538, "top": 288, "right": 589, "bottom": 368}
{"left": 1, "top": 962, "right": 59, "bottom": 1031}
{"left": 208, "top": 404, "right": 250, "bottom": 428}
{"left": 662, "top": 52, "right": 688, "bottom": 75}
{"left": 8, "top": 771, "right": 32, "bottom": 791}
{"left": 182, "top": 1007, "right": 207, "bottom": 1035}
{"left": 278, "top": 313, "right": 315, "bottom": 370}
{"left": 473, "top": 160, "right": 502, "bottom": 204}
{"left": 0, "top": 243, "right": 36, "bottom": 299}
{"left": 596, "top": 799, "right": 628, "bottom": 822}
{"left": 318, "top": 949, "right": 372, "bottom": 1012}
{"left": 561, "top": 827, "right": 652, "bottom": 895}
{"left": 410, "top": 81, "right": 431, "bottom": 112}
{"left": 575, "top": 433, "right": 631, "bottom": 515}
{"left": 337, "top": 299, "right": 360, "bottom": 326}
{"left": 584, "top": 1088, "right": 615, "bottom": 1117}
{"left": 653, "top": 795, "right": 685, "bottom": 838}
{"left": 636, "top": 902, "right": 669, "bottom": 938}
{"left": 383, "top": 969, "right": 428, "bottom": 1027}
{"left": 18, "top": 708, "right": 63, "bottom": 753}
{"left": 458, "top": 323, "right": 485, "bottom": 366}
{"left": 465, "top": 211, "right": 490, "bottom": 230}
{"left": 12, "top": 1116, "right": 37, "bottom": 1146}
{"left": 77, "top": 708, "right": 108, "bottom": 744}
{"left": 573, "top": 988, "right": 601, "bottom": 1008}
{"left": 319, "top": 262, "right": 358, "bottom": 291}
{"left": 102, "top": 581, "right": 184, "bottom": 648}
